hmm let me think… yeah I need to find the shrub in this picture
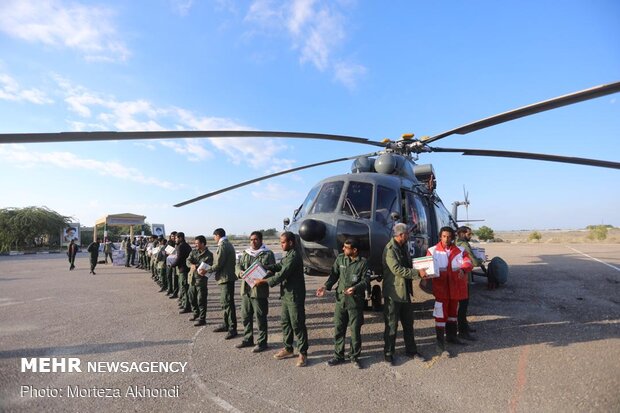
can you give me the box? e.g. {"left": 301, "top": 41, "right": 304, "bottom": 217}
{"left": 587, "top": 225, "right": 608, "bottom": 241}
{"left": 528, "top": 231, "right": 542, "bottom": 241}
{"left": 476, "top": 226, "right": 495, "bottom": 241}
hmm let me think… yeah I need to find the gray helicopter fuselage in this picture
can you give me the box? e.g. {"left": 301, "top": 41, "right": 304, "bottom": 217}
{"left": 286, "top": 156, "right": 455, "bottom": 276}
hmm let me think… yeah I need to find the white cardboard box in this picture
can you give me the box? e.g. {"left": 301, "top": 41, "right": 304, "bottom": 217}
{"left": 412, "top": 256, "right": 438, "bottom": 278}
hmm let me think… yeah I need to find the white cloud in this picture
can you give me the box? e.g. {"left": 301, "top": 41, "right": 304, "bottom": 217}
{"left": 0, "top": 0, "right": 130, "bottom": 62}
{"left": 244, "top": 0, "right": 366, "bottom": 89}
{"left": 208, "top": 137, "right": 296, "bottom": 172}
{"left": 134, "top": 142, "right": 157, "bottom": 151}
{"left": 251, "top": 182, "right": 299, "bottom": 200}
{"left": 0, "top": 73, "right": 53, "bottom": 104}
{"left": 0, "top": 144, "right": 177, "bottom": 190}
{"left": 333, "top": 61, "right": 367, "bottom": 90}
{"left": 160, "top": 139, "right": 213, "bottom": 162}
{"left": 170, "top": 0, "right": 195, "bottom": 16}
{"left": 51, "top": 76, "right": 294, "bottom": 167}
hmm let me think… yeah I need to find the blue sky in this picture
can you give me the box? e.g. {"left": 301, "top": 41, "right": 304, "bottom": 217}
{"left": 0, "top": 0, "right": 618, "bottom": 236}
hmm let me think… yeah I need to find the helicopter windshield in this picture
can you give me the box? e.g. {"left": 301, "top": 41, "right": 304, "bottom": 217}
{"left": 295, "top": 184, "right": 321, "bottom": 220}
{"left": 434, "top": 200, "right": 453, "bottom": 232}
{"left": 375, "top": 185, "right": 399, "bottom": 225}
{"left": 310, "top": 181, "right": 344, "bottom": 214}
{"left": 341, "top": 181, "right": 373, "bottom": 219}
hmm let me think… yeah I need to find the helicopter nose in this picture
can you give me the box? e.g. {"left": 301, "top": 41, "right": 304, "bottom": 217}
{"left": 299, "top": 219, "right": 327, "bottom": 242}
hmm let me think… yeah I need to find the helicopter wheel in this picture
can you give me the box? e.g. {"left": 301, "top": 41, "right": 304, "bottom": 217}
{"left": 371, "top": 285, "right": 383, "bottom": 312}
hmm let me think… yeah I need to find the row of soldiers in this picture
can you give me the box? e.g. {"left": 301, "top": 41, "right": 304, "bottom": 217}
{"left": 137, "top": 229, "right": 309, "bottom": 367}
{"left": 134, "top": 224, "right": 481, "bottom": 369}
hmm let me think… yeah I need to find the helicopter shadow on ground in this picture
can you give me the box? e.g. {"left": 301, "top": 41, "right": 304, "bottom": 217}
{"left": 428, "top": 254, "right": 620, "bottom": 358}
{"left": 192, "top": 254, "right": 620, "bottom": 367}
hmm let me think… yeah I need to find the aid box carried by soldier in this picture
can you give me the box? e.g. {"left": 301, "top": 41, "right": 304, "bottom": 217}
{"left": 471, "top": 247, "right": 486, "bottom": 262}
{"left": 412, "top": 256, "right": 437, "bottom": 278}
{"left": 241, "top": 261, "right": 267, "bottom": 288}
{"left": 197, "top": 261, "right": 212, "bottom": 278}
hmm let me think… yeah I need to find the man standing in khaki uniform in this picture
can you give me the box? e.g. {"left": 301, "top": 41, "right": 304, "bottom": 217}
{"left": 187, "top": 235, "right": 213, "bottom": 326}
{"left": 255, "top": 231, "right": 309, "bottom": 367}
{"left": 455, "top": 226, "right": 482, "bottom": 340}
{"left": 316, "top": 238, "right": 369, "bottom": 369}
{"left": 236, "top": 231, "right": 276, "bottom": 352}
{"left": 208, "top": 228, "right": 238, "bottom": 339}
{"left": 382, "top": 223, "right": 427, "bottom": 365}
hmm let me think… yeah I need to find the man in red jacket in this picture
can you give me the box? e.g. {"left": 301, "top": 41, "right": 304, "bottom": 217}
{"left": 427, "top": 226, "right": 473, "bottom": 356}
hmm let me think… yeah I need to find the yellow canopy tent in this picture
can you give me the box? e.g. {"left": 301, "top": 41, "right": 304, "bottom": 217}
{"left": 94, "top": 213, "right": 146, "bottom": 240}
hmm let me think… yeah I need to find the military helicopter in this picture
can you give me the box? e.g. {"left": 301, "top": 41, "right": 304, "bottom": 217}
{"left": 2, "top": 82, "right": 620, "bottom": 303}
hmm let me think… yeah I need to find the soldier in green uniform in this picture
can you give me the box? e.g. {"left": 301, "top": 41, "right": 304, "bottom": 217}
{"left": 86, "top": 238, "right": 100, "bottom": 275}
{"left": 255, "top": 231, "right": 309, "bottom": 368}
{"left": 207, "top": 228, "right": 238, "bottom": 339}
{"left": 67, "top": 239, "right": 78, "bottom": 270}
{"left": 187, "top": 235, "right": 213, "bottom": 326}
{"left": 166, "top": 232, "right": 178, "bottom": 298}
{"left": 316, "top": 238, "right": 369, "bottom": 369}
{"left": 456, "top": 226, "right": 482, "bottom": 340}
{"left": 235, "top": 231, "right": 276, "bottom": 352}
{"left": 103, "top": 238, "right": 115, "bottom": 264}
{"left": 171, "top": 232, "right": 192, "bottom": 314}
{"left": 382, "top": 223, "right": 427, "bottom": 365}
{"left": 124, "top": 237, "right": 132, "bottom": 267}
{"left": 138, "top": 238, "right": 147, "bottom": 269}
{"left": 154, "top": 237, "right": 167, "bottom": 292}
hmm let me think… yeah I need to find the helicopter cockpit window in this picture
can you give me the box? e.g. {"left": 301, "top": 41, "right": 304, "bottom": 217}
{"left": 310, "top": 181, "right": 344, "bottom": 214}
{"left": 434, "top": 201, "right": 453, "bottom": 233}
{"left": 375, "top": 185, "right": 399, "bottom": 225}
{"left": 404, "top": 192, "right": 428, "bottom": 235}
{"left": 341, "top": 181, "right": 373, "bottom": 219}
{"left": 295, "top": 184, "right": 321, "bottom": 220}
{"left": 413, "top": 197, "right": 428, "bottom": 235}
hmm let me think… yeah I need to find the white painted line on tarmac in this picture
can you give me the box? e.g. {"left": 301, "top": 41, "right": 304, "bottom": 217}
{"left": 567, "top": 247, "right": 620, "bottom": 272}
{"left": 215, "top": 379, "right": 302, "bottom": 413}
{"left": 0, "top": 297, "right": 52, "bottom": 306}
{"left": 0, "top": 300, "right": 24, "bottom": 307}
{"left": 188, "top": 326, "right": 243, "bottom": 413}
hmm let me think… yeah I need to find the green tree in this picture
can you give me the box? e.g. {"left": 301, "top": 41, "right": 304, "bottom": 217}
{"left": 528, "top": 231, "right": 542, "bottom": 241}
{"left": 0, "top": 206, "right": 71, "bottom": 252}
{"left": 262, "top": 228, "right": 278, "bottom": 237}
{"left": 587, "top": 225, "right": 608, "bottom": 241}
{"left": 476, "top": 226, "right": 495, "bottom": 242}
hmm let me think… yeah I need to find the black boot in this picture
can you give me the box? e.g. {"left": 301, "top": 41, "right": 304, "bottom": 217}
{"left": 435, "top": 326, "right": 448, "bottom": 357}
{"left": 458, "top": 321, "right": 477, "bottom": 341}
{"left": 446, "top": 322, "right": 467, "bottom": 345}
{"left": 458, "top": 298, "right": 476, "bottom": 332}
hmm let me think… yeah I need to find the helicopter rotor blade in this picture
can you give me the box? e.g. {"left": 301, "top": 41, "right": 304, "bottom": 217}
{"left": 423, "top": 81, "right": 620, "bottom": 145}
{"left": 0, "top": 130, "right": 386, "bottom": 147}
{"left": 174, "top": 152, "right": 380, "bottom": 207}
{"left": 430, "top": 147, "right": 620, "bottom": 169}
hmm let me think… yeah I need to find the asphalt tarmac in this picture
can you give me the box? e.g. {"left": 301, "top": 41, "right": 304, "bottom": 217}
{"left": 1, "top": 243, "right": 619, "bottom": 412}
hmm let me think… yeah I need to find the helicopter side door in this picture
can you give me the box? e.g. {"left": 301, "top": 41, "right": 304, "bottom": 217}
{"left": 402, "top": 191, "right": 430, "bottom": 258}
